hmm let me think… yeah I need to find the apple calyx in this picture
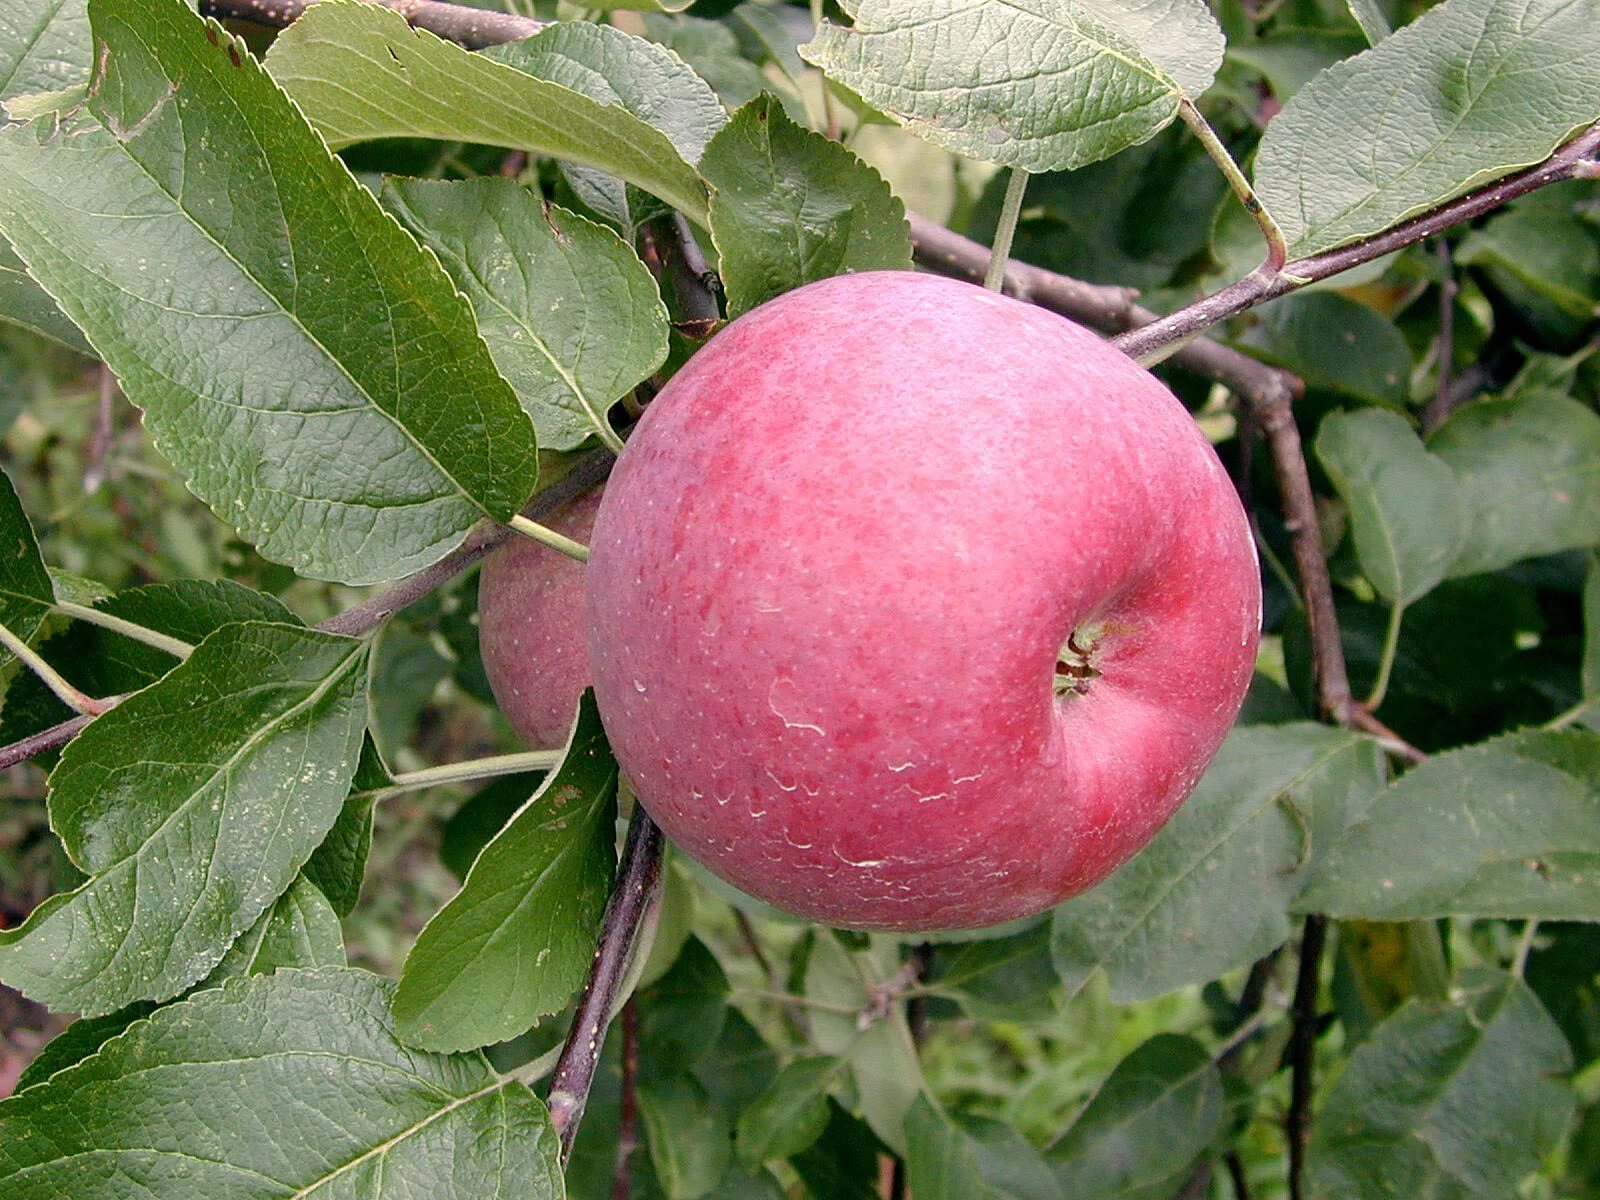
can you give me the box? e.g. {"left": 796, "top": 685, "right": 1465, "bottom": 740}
{"left": 1054, "top": 623, "right": 1106, "bottom": 697}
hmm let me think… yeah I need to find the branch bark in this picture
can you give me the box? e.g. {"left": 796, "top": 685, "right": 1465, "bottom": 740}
{"left": 1285, "top": 914, "right": 1328, "bottom": 1200}
{"left": 1114, "top": 119, "right": 1600, "bottom": 364}
{"left": 200, "top": 0, "right": 543, "bottom": 47}
{"left": 0, "top": 713, "right": 95, "bottom": 774}
{"left": 547, "top": 807, "right": 666, "bottom": 1162}
{"left": 316, "top": 449, "right": 613, "bottom": 638}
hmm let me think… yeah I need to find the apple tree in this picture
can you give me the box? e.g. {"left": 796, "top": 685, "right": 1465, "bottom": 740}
{"left": 0, "top": 0, "right": 1597, "bottom": 1196}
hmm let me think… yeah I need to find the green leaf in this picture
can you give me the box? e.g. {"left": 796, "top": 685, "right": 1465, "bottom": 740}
{"left": 92, "top": 578, "right": 296, "bottom": 645}
{"left": 791, "top": 1102, "right": 886, "bottom": 1200}
{"left": 806, "top": 935, "right": 924, "bottom": 1154}
{"left": 905, "top": 1099, "right": 988, "bottom": 1200}
{"left": 393, "top": 692, "right": 618, "bottom": 1051}
{"left": 1308, "top": 970, "right": 1574, "bottom": 1199}
{"left": 437, "top": 771, "right": 543, "bottom": 880}
{"left": 1047, "top": 1035, "right": 1225, "bottom": 1199}
{"left": 640, "top": 1073, "right": 735, "bottom": 1199}
{"left": 0, "top": 967, "right": 564, "bottom": 1198}
{"left": 0, "top": 0, "right": 540, "bottom": 585}
{"left": 382, "top": 178, "right": 668, "bottom": 453}
{"left": 1298, "top": 728, "right": 1600, "bottom": 920}
{"left": 483, "top": 20, "right": 725, "bottom": 230}
{"left": 366, "top": 618, "right": 450, "bottom": 765}
{"left": 302, "top": 737, "right": 385, "bottom": 916}
{"left": 923, "top": 923, "right": 1058, "bottom": 1023}
{"left": 0, "top": 577, "right": 297, "bottom": 753}
{"left": 700, "top": 95, "right": 912, "bottom": 317}
{"left": 0, "top": 238, "right": 89, "bottom": 352}
{"left": 0, "top": 622, "right": 369, "bottom": 1015}
{"left": 1429, "top": 390, "right": 1600, "bottom": 578}
{"left": 1457, "top": 186, "right": 1600, "bottom": 344}
{"left": 1052, "top": 724, "right": 1384, "bottom": 1001}
{"left": 1254, "top": 0, "right": 1600, "bottom": 258}
{"left": 1346, "top": 0, "right": 1392, "bottom": 43}
{"left": 1316, "top": 409, "right": 1463, "bottom": 605}
{"left": 736, "top": 1055, "right": 840, "bottom": 1167}
{"left": 1240, "top": 292, "right": 1411, "bottom": 406}
{"left": 0, "top": 463, "right": 53, "bottom": 659}
{"left": 0, "top": 0, "right": 89, "bottom": 100}
{"left": 645, "top": 12, "right": 785, "bottom": 114}
{"left": 801, "top": 0, "right": 1225, "bottom": 172}
{"left": 204, "top": 874, "right": 346, "bottom": 982}
{"left": 908, "top": 1097, "right": 1064, "bottom": 1200}
{"left": 13, "top": 1001, "right": 158, "bottom": 1091}
{"left": 265, "top": 2, "right": 712, "bottom": 224}
{"left": 640, "top": 934, "right": 730, "bottom": 1071}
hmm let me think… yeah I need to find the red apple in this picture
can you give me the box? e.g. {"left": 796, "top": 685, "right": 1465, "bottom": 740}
{"left": 478, "top": 489, "right": 602, "bottom": 749}
{"left": 586, "top": 271, "right": 1260, "bottom": 931}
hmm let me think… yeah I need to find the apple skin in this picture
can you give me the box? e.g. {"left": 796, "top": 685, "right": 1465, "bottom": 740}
{"left": 586, "top": 271, "right": 1261, "bottom": 931}
{"left": 478, "top": 489, "right": 603, "bottom": 749}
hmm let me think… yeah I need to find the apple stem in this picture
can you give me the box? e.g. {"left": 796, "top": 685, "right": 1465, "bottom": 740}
{"left": 0, "top": 619, "right": 117, "bottom": 718}
{"left": 53, "top": 600, "right": 196, "bottom": 660}
{"left": 982, "top": 168, "right": 1030, "bottom": 292}
{"left": 547, "top": 807, "right": 666, "bottom": 1163}
{"left": 319, "top": 449, "right": 613, "bottom": 639}
{"left": 508, "top": 514, "right": 592, "bottom": 562}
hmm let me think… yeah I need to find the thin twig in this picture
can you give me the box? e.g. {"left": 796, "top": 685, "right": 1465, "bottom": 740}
{"left": 547, "top": 808, "right": 666, "bottom": 1162}
{"left": 1421, "top": 240, "right": 1460, "bottom": 433}
{"left": 1251, "top": 393, "right": 1353, "bottom": 723}
{"left": 1285, "top": 915, "right": 1327, "bottom": 1200}
{"left": 887, "top": 943, "right": 933, "bottom": 1200}
{"left": 648, "top": 215, "right": 721, "bottom": 336}
{"left": 1226, "top": 1151, "right": 1254, "bottom": 1200}
{"left": 610, "top": 999, "right": 640, "bottom": 1200}
{"left": 1114, "top": 119, "right": 1600, "bottom": 364}
{"left": 0, "top": 712, "right": 97, "bottom": 773}
{"left": 200, "top": 0, "right": 544, "bottom": 47}
{"left": 316, "top": 449, "right": 612, "bottom": 639}
{"left": 84, "top": 366, "right": 117, "bottom": 496}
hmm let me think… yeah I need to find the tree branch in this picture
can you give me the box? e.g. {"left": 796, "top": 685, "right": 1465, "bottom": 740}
{"left": 200, "top": 0, "right": 543, "bottom": 47}
{"left": 317, "top": 449, "right": 612, "bottom": 638}
{"left": 0, "top": 713, "right": 95, "bottom": 774}
{"left": 547, "top": 807, "right": 666, "bottom": 1162}
{"left": 1285, "top": 915, "right": 1327, "bottom": 1200}
{"left": 1114, "top": 119, "right": 1600, "bottom": 364}
{"left": 646, "top": 214, "right": 722, "bottom": 336}
{"left": 610, "top": 999, "right": 640, "bottom": 1200}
